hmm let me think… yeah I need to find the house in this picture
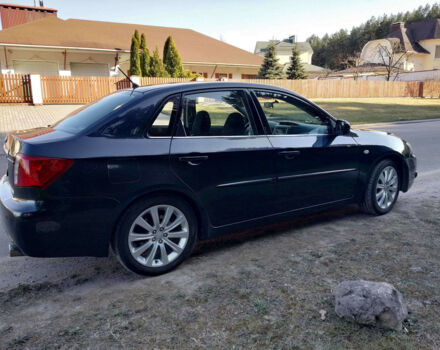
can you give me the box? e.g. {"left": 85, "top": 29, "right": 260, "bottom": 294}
{"left": 254, "top": 35, "right": 328, "bottom": 77}
{"left": 360, "top": 19, "right": 440, "bottom": 72}
{"left": 0, "top": 3, "right": 263, "bottom": 79}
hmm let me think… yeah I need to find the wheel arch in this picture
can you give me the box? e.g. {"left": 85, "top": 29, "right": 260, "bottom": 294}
{"left": 368, "top": 152, "right": 409, "bottom": 192}
{"left": 110, "top": 187, "right": 211, "bottom": 252}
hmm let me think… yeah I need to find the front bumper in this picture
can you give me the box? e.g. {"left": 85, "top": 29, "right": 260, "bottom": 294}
{"left": 0, "top": 176, "right": 115, "bottom": 257}
{"left": 403, "top": 155, "right": 417, "bottom": 192}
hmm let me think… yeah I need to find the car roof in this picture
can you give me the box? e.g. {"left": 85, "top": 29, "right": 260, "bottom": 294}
{"left": 135, "top": 81, "right": 303, "bottom": 98}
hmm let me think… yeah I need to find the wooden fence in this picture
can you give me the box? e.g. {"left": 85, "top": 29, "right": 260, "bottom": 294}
{"left": 233, "top": 79, "right": 428, "bottom": 98}
{"left": 40, "top": 76, "right": 132, "bottom": 104}
{"left": 0, "top": 74, "right": 32, "bottom": 103}
{"left": 1, "top": 74, "right": 440, "bottom": 104}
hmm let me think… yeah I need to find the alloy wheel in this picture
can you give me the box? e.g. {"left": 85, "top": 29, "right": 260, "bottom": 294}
{"left": 375, "top": 166, "right": 398, "bottom": 210}
{"left": 128, "top": 205, "right": 189, "bottom": 267}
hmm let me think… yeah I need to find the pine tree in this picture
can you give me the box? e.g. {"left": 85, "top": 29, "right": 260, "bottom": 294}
{"left": 163, "top": 36, "right": 184, "bottom": 77}
{"left": 140, "top": 33, "right": 150, "bottom": 77}
{"left": 129, "top": 30, "right": 141, "bottom": 76}
{"left": 258, "top": 42, "right": 284, "bottom": 79}
{"left": 149, "top": 46, "right": 168, "bottom": 77}
{"left": 286, "top": 45, "right": 307, "bottom": 79}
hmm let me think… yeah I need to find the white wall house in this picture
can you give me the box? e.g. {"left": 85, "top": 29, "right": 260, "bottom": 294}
{"left": 0, "top": 4, "right": 263, "bottom": 79}
{"left": 360, "top": 20, "right": 440, "bottom": 73}
{"left": 254, "top": 35, "right": 327, "bottom": 76}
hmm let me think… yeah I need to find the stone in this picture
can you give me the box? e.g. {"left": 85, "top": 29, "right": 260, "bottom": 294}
{"left": 334, "top": 280, "right": 408, "bottom": 330}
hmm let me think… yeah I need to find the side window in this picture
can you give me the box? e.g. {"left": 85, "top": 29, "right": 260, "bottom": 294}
{"left": 180, "top": 90, "right": 254, "bottom": 136}
{"left": 254, "top": 90, "right": 330, "bottom": 135}
{"left": 148, "top": 97, "right": 178, "bottom": 137}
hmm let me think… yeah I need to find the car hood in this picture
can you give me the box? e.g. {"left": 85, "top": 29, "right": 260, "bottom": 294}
{"left": 350, "top": 127, "right": 409, "bottom": 155}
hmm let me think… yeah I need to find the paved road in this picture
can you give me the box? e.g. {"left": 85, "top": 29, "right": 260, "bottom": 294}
{"left": 367, "top": 119, "right": 440, "bottom": 174}
{"left": 0, "top": 119, "right": 439, "bottom": 287}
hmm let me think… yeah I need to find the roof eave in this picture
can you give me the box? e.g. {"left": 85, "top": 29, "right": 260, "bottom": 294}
{"left": 182, "top": 61, "right": 261, "bottom": 68}
{"left": 0, "top": 42, "right": 130, "bottom": 53}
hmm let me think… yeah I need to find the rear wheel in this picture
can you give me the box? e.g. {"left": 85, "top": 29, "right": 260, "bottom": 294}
{"left": 361, "top": 159, "right": 400, "bottom": 215}
{"left": 114, "top": 196, "right": 197, "bottom": 275}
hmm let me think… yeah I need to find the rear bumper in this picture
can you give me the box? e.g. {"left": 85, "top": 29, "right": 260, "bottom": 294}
{"left": 0, "top": 176, "right": 117, "bottom": 257}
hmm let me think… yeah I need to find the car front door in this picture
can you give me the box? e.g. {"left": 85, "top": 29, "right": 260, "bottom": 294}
{"left": 251, "top": 89, "right": 360, "bottom": 213}
{"left": 169, "top": 89, "right": 277, "bottom": 228}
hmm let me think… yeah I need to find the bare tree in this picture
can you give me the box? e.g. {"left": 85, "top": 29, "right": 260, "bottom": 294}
{"left": 376, "top": 40, "right": 408, "bottom": 81}
{"left": 341, "top": 52, "right": 362, "bottom": 80}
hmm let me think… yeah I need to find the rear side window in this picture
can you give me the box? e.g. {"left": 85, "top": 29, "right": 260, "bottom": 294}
{"left": 148, "top": 97, "right": 179, "bottom": 137}
{"left": 54, "top": 91, "right": 144, "bottom": 134}
{"left": 179, "top": 90, "right": 253, "bottom": 136}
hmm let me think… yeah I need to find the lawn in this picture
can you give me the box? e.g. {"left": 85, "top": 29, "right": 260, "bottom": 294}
{"left": 311, "top": 98, "right": 440, "bottom": 124}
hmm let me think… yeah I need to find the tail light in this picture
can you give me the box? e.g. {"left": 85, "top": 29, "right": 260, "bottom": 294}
{"left": 14, "top": 154, "right": 73, "bottom": 188}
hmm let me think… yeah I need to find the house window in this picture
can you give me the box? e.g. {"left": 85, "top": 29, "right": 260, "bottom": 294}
{"left": 241, "top": 74, "right": 258, "bottom": 79}
{"left": 435, "top": 46, "right": 440, "bottom": 59}
{"left": 215, "top": 73, "right": 228, "bottom": 79}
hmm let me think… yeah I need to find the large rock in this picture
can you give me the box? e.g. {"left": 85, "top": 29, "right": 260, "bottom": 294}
{"left": 334, "top": 280, "right": 408, "bottom": 330}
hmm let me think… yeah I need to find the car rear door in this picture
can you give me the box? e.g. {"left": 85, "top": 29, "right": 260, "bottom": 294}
{"left": 251, "top": 89, "right": 360, "bottom": 212}
{"left": 169, "top": 88, "right": 277, "bottom": 227}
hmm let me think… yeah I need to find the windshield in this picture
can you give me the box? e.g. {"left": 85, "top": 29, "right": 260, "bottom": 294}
{"left": 54, "top": 90, "right": 143, "bottom": 134}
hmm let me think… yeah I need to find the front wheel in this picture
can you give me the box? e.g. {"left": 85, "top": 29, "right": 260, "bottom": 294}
{"left": 114, "top": 196, "right": 197, "bottom": 276}
{"left": 361, "top": 159, "right": 400, "bottom": 215}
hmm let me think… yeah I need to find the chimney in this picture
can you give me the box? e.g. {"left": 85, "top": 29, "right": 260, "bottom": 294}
{"left": 288, "top": 35, "right": 296, "bottom": 44}
{"left": 0, "top": 3, "right": 57, "bottom": 30}
{"left": 390, "top": 22, "right": 404, "bottom": 33}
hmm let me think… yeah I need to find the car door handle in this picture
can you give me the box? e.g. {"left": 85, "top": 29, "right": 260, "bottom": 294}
{"left": 178, "top": 155, "right": 209, "bottom": 165}
{"left": 278, "top": 150, "right": 300, "bottom": 160}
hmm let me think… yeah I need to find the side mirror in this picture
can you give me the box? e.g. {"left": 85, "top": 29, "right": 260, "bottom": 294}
{"left": 335, "top": 119, "right": 351, "bottom": 135}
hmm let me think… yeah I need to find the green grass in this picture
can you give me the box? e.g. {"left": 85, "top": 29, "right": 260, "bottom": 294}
{"left": 311, "top": 98, "right": 440, "bottom": 124}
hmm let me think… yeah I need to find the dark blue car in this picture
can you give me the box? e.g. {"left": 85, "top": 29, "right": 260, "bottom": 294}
{"left": 0, "top": 82, "right": 417, "bottom": 275}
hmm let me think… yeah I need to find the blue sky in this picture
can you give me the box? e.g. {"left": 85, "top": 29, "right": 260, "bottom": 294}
{"left": 3, "top": 0, "right": 439, "bottom": 52}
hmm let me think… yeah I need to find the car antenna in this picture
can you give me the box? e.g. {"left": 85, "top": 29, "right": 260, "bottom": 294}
{"left": 117, "top": 66, "right": 139, "bottom": 89}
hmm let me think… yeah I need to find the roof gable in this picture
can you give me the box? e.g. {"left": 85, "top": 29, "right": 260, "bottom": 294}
{"left": 0, "top": 16, "right": 263, "bottom": 66}
{"left": 387, "top": 19, "right": 440, "bottom": 54}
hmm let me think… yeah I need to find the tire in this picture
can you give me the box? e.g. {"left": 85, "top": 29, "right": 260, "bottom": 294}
{"left": 361, "top": 159, "right": 400, "bottom": 215}
{"left": 114, "top": 195, "right": 197, "bottom": 276}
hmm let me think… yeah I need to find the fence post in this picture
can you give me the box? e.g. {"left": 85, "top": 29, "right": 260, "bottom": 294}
{"left": 29, "top": 74, "right": 43, "bottom": 105}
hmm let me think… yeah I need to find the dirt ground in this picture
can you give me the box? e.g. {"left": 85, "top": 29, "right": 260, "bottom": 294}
{"left": 0, "top": 168, "right": 439, "bottom": 349}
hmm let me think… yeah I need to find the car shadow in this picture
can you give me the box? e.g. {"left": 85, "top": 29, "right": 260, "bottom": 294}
{"left": 192, "top": 204, "right": 360, "bottom": 256}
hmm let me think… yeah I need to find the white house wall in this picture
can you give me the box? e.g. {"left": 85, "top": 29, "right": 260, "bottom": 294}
{"left": 183, "top": 64, "right": 259, "bottom": 79}
{"left": 417, "top": 39, "right": 440, "bottom": 70}
{"left": 0, "top": 47, "right": 122, "bottom": 76}
{"left": 0, "top": 47, "right": 260, "bottom": 79}
{"left": 257, "top": 51, "right": 312, "bottom": 66}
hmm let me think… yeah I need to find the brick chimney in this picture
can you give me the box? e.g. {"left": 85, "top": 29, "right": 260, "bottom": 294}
{"left": 390, "top": 22, "right": 404, "bottom": 33}
{"left": 0, "top": 3, "right": 57, "bottom": 30}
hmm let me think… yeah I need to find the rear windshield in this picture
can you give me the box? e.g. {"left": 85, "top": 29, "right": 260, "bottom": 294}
{"left": 53, "top": 90, "right": 143, "bottom": 134}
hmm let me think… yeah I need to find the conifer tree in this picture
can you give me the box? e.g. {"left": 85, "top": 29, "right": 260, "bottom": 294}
{"left": 258, "top": 42, "right": 284, "bottom": 79}
{"left": 129, "top": 30, "right": 141, "bottom": 76}
{"left": 163, "top": 36, "right": 184, "bottom": 77}
{"left": 149, "top": 46, "right": 168, "bottom": 77}
{"left": 140, "top": 33, "right": 150, "bottom": 77}
{"left": 286, "top": 45, "right": 308, "bottom": 79}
